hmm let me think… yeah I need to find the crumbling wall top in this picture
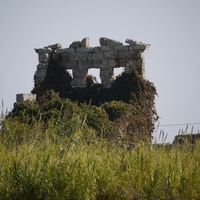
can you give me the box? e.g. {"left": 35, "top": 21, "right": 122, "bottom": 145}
{"left": 34, "top": 37, "right": 150, "bottom": 88}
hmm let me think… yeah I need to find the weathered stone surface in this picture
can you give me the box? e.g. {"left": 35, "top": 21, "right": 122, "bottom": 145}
{"left": 63, "top": 61, "right": 78, "bottom": 69}
{"left": 81, "top": 37, "right": 90, "bottom": 47}
{"left": 128, "top": 45, "right": 146, "bottom": 50}
{"left": 99, "top": 37, "right": 123, "bottom": 46}
{"left": 38, "top": 53, "right": 49, "bottom": 63}
{"left": 37, "top": 48, "right": 52, "bottom": 53}
{"left": 118, "top": 49, "right": 135, "bottom": 59}
{"left": 34, "top": 37, "right": 149, "bottom": 88}
{"left": 16, "top": 94, "right": 36, "bottom": 102}
{"left": 100, "top": 67, "right": 114, "bottom": 88}
{"left": 78, "top": 60, "right": 92, "bottom": 68}
{"left": 69, "top": 52, "right": 88, "bottom": 60}
{"left": 35, "top": 70, "right": 46, "bottom": 84}
{"left": 134, "top": 51, "right": 141, "bottom": 60}
{"left": 34, "top": 48, "right": 39, "bottom": 53}
{"left": 69, "top": 41, "right": 81, "bottom": 48}
{"left": 125, "top": 39, "right": 144, "bottom": 46}
{"left": 103, "top": 50, "right": 117, "bottom": 59}
{"left": 47, "top": 43, "right": 62, "bottom": 49}
{"left": 125, "top": 60, "right": 137, "bottom": 74}
{"left": 114, "top": 45, "right": 129, "bottom": 51}
{"left": 107, "top": 59, "right": 118, "bottom": 67}
{"left": 119, "top": 59, "right": 126, "bottom": 67}
{"left": 91, "top": 60, "right": 103, "bottom": 68}
{"left": 56, "top": 48, "right": 75, "bottom": 53}
{"left": 93, "top": 47, "right": 100, "bottom": 52}
{"left": 100, "top": 46, "right": 112, "bottom": 51}
{"left": 37, "top": 63, "right": 48, "bottom": 70}
{"left": 88, "top": 51, "right": 103, "bottom": 60}
{"left": 126, "top": 39, "right": 150, "bottom": 50}
{"left": 76, "top": 47, "right": 93, "bottom": 53}
{"left": 73, "top": 68, "right": 88, "bottom": 88}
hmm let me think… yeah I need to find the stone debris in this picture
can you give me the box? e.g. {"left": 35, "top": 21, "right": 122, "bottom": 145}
{"left": 125, "top": 38, "right": 150, "bottom": 50}
{"left": 46, "top": 43, "right": 62, "bottom": 49}
{"left": 99, "top": 37, "right": 123, "bottom": 46}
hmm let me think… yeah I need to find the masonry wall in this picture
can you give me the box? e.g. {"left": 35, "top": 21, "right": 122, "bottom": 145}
{"left": 34, "top": 37, "right": 150, "bottom": 88}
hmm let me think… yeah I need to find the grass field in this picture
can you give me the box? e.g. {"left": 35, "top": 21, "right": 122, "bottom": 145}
{"left": 0, "top": 116, "right": 200, "bottom": 200}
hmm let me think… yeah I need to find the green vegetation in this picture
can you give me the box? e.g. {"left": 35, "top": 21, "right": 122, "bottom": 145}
{"left": 32, "top": 54, "right": 73, "bottom": 100}
{"left": 2, "top": 55, "right": 186, "bottom": 199}
{"left": 1, "top": 116, "right": 200, "bottom": 199}
{"left": 30, "top": 55, "right": 159, "bottom": 142}
{"left": 1, "top": 88, "right": 200, "bottom": 199}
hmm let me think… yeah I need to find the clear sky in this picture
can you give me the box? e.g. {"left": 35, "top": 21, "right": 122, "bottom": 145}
{"left": 1, "top": 0, "right": 200, "bottom": 143}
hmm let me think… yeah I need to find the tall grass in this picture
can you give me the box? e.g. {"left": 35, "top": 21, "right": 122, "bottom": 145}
{"left": 0, "top": 117, "right": 200, "bottom": 200}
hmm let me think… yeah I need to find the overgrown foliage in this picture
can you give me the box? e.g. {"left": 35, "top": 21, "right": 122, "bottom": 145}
{"left": 29, "top": 54, "right": 158, "bottom": 142}
{"left": 32, "top": 54, "right": 73, "bottom": 99}
{"left": 1, "top": 52, "right": 199, "bottom": 199}
{"left": 0, "top": 120, "right": 200, "bottom": 199}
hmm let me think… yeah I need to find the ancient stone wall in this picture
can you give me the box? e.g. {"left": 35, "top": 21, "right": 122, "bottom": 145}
{"left": 34, "top": 37, "right": 150, "bottom": 88}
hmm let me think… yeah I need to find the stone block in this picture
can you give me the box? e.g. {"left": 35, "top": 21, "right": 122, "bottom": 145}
{"left": 73, "top": 77, "right": 87, "bottom": 88}
{"left": 93, "top": 47, "right": 100, "bottom": 52}
{"left": 69, "top": 52, "right": 88, "bottom": 60}
{"left": 37, "top": 63, "right": 48, "bottom": 70}
{"left": 35, "top": 70, "right": 46, "bottom": 84}
{"left": 38, "top": 53, "right": 49, "bottom": 63}
{"left": 88, "top": 52, "right": 103, "bottom": 60}
{"left": 69, "top": 41, "right": 81, "bottom": 48}
{"left": 128, "top": 45, "right": 146, "bottom": 50}
{"left": 125, "top": 59, "right": 137, "bottom": 68}
{"left": 56, "top": 48, "right": 75, "bottom": 53}
{"left": 73, "top": 68, "right": 88, "bottom": 77}
{"left": 125, "top": 38, "right": 144, "bottom": 46}
{"left": 119, "top": 59, "right": 126, "bottom": 67}
{"left": 134, "top": 51, "right": 141, "bottom": 60}
{"left": 91, "top": 60, "right": 103, "bottom": 68}
{"left": 118, "top": 49, "right": 135, "bottom": 59}
{"left": 107, "top": 59, "right": 118, "bottom": 67}
{"left": 100, "top": 46, "right": 112, "bottom": 51}
{"left": 135, "top": 59, "right": 142, "bottom": 67}
{"left": 103, "top": 50, "right": 117, "bottom": 59}
{"left": 63, "top": 61, "right": 78, "bottom": 69}
{"left": 81, "top": 37, "right": 90, "bottom": 47}
{"left": 99, "top": 37, "right": 123, "bottom": 46}
{"left": 37, "top": 48, "right": 52, "bottom": 53}
{"left": 16, "top": 94, "right": 37, "bottom": 102}
{"left": 114, "top": 45, "right": 129, "bottom": 51}
{"left": 126, "top": 39, "right": 150, "bottom": 50}
{"left": 62, "top": 52, "right": 70, "bottom": 62}
{"left": 76, "top": 47, "right": 94, "bottom": 53}
{"left": 78, "top": 60, "right": 92, "bottom": 68}
{"left": 100, "top": 67, "right": 114, "bottom": 88}
{"left": 46, "top": 43, "right": 62, "bottom": 49}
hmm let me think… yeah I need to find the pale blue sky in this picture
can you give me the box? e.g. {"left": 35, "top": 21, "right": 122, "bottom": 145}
{"left": 1, "top": 0, "right": 200, "bottom": 143}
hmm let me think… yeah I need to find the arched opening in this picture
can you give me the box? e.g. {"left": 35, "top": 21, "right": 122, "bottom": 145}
{"left": 114, "top": 66, "right": 125, "bottom": 79}
{"left": 87, "top": 68, "right": 100, "bottom": 84}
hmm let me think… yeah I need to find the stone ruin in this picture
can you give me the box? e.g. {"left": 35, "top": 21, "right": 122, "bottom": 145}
{"left": 16, "top": 37, "right": 150, "bottom": 103}
{"left": 34, "top": 37, "right": 150, "bottom": 89}
{"left": 173, "top": 133, "right": 200, "bottom": 145}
